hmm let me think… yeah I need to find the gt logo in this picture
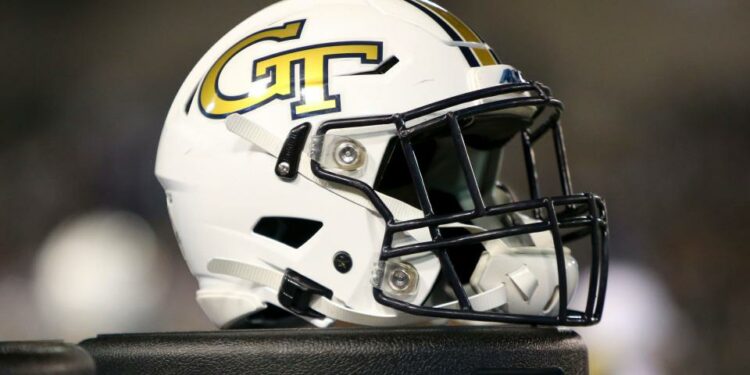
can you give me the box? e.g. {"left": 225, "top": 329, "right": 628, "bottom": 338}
{"left": 199, "top": 20, "right": 383, "bottom": 120}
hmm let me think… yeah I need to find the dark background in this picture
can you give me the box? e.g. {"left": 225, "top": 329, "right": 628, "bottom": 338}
{"left": 1, "top": 1, "right": 748, "bottom": 374}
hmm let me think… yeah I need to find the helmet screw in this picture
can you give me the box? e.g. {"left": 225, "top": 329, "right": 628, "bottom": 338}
{"left": 389, "top": 269, "right": 411, "bottom": 291}
{"left": 334, "top": 141, "right": 366, "bottom": 170}
{"left": 276, "top": 162, "right": 291, "bottom": 176}
{"left": 384, "top": 262, "right": 418, "bottom": 295}
{"left": 338, "top": 144, "right": 358, "bottom": 165}
{"left": 333, "top": 251, "right": 353, "bottom": 273}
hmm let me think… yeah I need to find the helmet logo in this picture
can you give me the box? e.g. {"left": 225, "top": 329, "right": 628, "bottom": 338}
{"left": 199, "top": 20, "right": 383, "bottom": 120}
{"left": 500, "top": 68, "right": 525, "bottom": 84}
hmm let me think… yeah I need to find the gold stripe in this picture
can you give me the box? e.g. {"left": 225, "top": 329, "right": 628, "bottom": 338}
{"left": 420, "top": 1, "right": 498, "bottom": 66}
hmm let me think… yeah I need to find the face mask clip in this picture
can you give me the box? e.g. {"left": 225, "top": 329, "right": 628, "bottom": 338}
{"left": 275, "top": 122, "right": 311, "bottom": 180}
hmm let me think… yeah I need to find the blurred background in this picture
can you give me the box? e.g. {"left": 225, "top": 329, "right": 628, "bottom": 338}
{"left": 1, "top": 1, "right": 748, "bottom": 374}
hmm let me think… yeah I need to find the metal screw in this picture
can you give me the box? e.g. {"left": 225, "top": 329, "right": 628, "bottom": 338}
{"left": 334, "top": 140, "right": 365, "bottom": 170}
{"left": 333, "top": 251, "right": 353, "bottom": 273}
{"left": 338, "top": 144, "right": 358, "bottom": 165}
{"left": 276, "top": 162, "right": 290, "bottom": 176}
{"left": 389, "top": 269, "right": 411, "bottom": 291}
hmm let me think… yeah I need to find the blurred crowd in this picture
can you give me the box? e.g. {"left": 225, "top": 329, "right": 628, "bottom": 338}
{"left": 1, "top": 1, "right": 749, "bottom": 374}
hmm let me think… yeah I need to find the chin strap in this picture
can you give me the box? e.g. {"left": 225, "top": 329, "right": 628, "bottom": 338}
{"left": 208, "top": 258, "right": 506, "bottom": 326}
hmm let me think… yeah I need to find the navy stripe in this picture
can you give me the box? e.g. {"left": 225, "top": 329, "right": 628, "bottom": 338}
{"left": 489, "top": 49, "right": 500, "bottom": 64}
{"left": 184, "top": 84, "right": 198, "bottom": 114}
{"left": 404, "top": 0, "right": 479, "bottom": 67}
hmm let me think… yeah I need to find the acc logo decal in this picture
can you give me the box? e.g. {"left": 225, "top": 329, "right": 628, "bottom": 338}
{"left": 199, "top": 20, "right": 383, "bottom": 120}
{"left": 500, "top": 68, "right": 524, "bottom": 84}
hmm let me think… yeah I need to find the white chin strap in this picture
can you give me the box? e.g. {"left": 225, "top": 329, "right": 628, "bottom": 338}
{"left": 207, "top": 258, "right": 506, "bottom": 327}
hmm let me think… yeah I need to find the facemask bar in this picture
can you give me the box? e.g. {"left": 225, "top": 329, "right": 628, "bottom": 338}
{"left": 311, "top": 82, "right": 608, "bottom": 326}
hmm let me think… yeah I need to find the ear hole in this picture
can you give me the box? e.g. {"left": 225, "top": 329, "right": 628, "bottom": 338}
{"left": 253, "top": 217, "right": 323, "bottom": 249}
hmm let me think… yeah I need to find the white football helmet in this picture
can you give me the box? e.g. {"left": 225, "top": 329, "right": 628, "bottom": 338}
{"left": 156, "top": 0, "right": 608, "bottom": 328}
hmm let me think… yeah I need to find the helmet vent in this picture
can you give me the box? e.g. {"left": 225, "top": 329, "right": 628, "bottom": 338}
{"left": 252, "top": 217, "right": 323, "bottom": 249}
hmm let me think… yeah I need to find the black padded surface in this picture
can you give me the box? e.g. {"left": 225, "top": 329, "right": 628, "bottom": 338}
{"left": 0, "top": 341, "right": 95, "bottom": 375}
{"left": 79, "top": 326, "right": 587, "bottom": 374}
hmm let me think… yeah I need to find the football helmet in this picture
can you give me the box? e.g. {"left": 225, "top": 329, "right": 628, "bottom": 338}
{"left": 156, "top": 0, "right": 608, "bottom": 327}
